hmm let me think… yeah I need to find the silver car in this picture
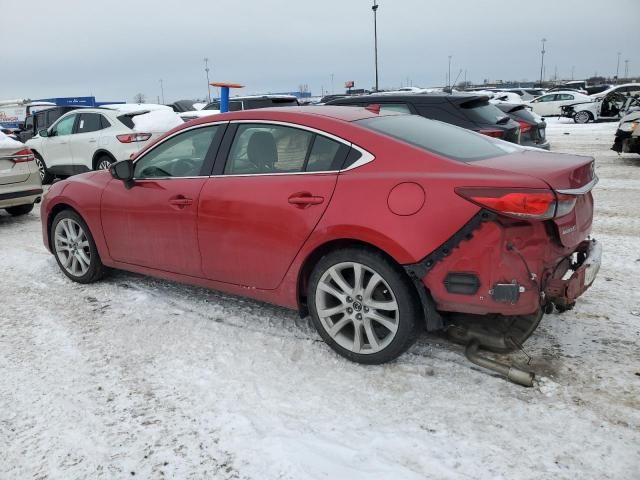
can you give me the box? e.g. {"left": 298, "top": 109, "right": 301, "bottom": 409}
{"left": 0, "top": 132, "right": 42, "bottom": 216}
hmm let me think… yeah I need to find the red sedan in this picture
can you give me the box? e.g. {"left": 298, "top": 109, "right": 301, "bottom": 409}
{"left": 41, "top": 106, "right": 601, "bottom": 368}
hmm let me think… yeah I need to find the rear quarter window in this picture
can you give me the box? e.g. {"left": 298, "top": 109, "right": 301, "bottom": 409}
{"left": 357, "top": 114, "right": 521, "bottom": 162}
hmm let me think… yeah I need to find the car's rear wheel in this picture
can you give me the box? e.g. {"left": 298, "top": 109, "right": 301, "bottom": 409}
{"left": 51, "top": 210, "right": 105, "bottom": 283}
{"left": 95, "top": 155, "right": 114, "bottom": 171}
{"left": 5, "top": 203, "right": 34, "bottom": 216}
{"left": 308, "top": 248, "right": 420, "bottom": 364}
{"left": 34, "top": 152, "right": 53, "bottom": 184}
{"left": 574, "top": 111, "right": 592, "bottom": 124}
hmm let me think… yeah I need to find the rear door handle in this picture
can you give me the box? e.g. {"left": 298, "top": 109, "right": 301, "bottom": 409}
{"left": 288, "top": 192, "right": 324, "bottom": 208}
{"left": 169, "top": 195, "right": 193, "bottom": 208}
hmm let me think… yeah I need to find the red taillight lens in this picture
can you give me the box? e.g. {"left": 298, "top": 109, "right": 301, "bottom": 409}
{"left": 478, "top": 129, "right": 505, "bottom": 138}
{"left": 456, "top": 187, "right": 560, "bottom": 220}
{"left": 517, "top": 121, "right": 533, "bottom": 134}
{"left": 10, "top": 148, "right": 35, "bottom": 163}
{"left": 116, "top": 133, "right": 152, "bottom": 143}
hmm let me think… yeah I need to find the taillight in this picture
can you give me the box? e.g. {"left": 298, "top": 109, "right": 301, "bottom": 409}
{"left": 10, "top": 148, "right": 35, "bottom": 163}
{"left": 455, "top": 187, "right": 576, "bottom": 220}
{"left": 517, "top": 121, "right": 533, "bottom": 134}
{"left": 555, "top": 193, "right": 577, "bottom": 218}
{"left": 116, "top": 133, "right": 152, "bottom": 143}
{"left": 478, "top": 129, "right": 505, "bottom": 138}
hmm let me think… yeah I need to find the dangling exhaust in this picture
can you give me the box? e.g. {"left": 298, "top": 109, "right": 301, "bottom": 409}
{"left": 465, "top": 340, "right": 535, "bottom": 387}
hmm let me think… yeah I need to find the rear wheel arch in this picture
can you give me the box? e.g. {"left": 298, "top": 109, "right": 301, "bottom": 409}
{"left": 297, "top": 238, "right": 422, "bottom": 317}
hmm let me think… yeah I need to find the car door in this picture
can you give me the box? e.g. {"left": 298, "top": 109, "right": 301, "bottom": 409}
{"left": 42, "top": 113, "right": 77, "bottom": 169}
{"left": 70, "top": 112, "right": 107, "bottom": 170}
{"left": 530, "top": 94, "right": 557, "bottom": 116}
{"left": 101, "top": 124, "right": 225, "bottom": 275}
{"left": 198, "top": 122, "right": 348, "bottom": 289}
{"left": 554, "top": 93, "right": 577, "bottom": 115}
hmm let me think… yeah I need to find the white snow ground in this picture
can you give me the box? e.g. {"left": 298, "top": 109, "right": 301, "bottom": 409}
{"left": 1, "top": 119, "right": 639, "bottom": 480}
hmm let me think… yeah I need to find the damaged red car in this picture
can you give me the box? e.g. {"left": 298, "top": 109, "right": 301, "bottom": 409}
{"left": 41, "top": 106, "right": 601, "bottom": 383}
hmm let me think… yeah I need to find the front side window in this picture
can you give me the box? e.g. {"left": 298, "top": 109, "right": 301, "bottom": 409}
{"left": 51, "top": 114, "right": 76, "bottom": 136}
{"left": 77, "top": 113, "right": 104, "bottom": 133}
{"left": 537, "top": 95, "right": 557, "bottom": 103}
{"left": 134, "top": 126, "right": 219, "bottom": 178}
{"left": 224, "top": 124, "right": 313, "bottom": 174}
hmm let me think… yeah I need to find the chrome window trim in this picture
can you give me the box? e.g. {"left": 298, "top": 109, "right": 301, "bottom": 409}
{"left": 132, "top": 121, "right": 228, "bottom": 181}
{"left": 556, "top": 175, "right": 599, "bottom": 195}
{"left": 215, "top": 119, "right": 375, "bottom": 177}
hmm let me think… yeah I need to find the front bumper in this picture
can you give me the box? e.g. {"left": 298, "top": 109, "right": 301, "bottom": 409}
{"left": 544, "top": 239, "right": 602, "bottom": 307}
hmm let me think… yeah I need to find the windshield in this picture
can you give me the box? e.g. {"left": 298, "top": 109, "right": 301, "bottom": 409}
{"left": 356, "top": 114, "right": 522, "bottom": 162}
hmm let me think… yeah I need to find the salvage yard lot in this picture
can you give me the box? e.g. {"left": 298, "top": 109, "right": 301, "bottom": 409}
{"left": 1, "top": 120, "right": 639, "bottom": 479}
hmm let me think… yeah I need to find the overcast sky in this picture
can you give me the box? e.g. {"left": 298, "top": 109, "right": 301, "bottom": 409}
{"left": 1, "top": 0, "right": 638, "bottom": 102}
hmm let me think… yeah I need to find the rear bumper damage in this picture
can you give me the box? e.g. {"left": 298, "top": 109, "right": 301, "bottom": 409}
{"left": 544, "top": 239, "right": 602, "bottom": 307}
{"left": 405, "top": 210, "right": 601, "bottom": 324}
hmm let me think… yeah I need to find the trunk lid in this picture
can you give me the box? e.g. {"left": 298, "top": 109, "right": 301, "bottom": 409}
{"left": 474, "top": 150, "right": 596, "bottom": 247}
{"left": 0, "top": 141, "right": 30, "bottom": 186}
{"left": 475, "top": 150, "right": 594, "bottom": 190}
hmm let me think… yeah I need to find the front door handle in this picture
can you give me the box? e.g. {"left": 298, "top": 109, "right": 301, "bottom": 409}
{"left": 288, "top": 192, "right": 324, "bottom": 208}
{"left": 169, "top": 195, "right": 193, "bottom": 209}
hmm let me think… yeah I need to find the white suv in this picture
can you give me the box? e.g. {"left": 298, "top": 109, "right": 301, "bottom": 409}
{"left": 26, "top": 105, "right": 182, "bottom": 183}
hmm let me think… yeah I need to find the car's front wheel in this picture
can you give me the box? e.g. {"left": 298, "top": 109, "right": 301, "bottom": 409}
{"left": 51, "top": 210, "right": 105, "bottom": 283}
{"left": 308, "top": 248, "right": 420, "bottom": 364}
{"left": 574, "top": 111, "right": 592, "bottom": 124}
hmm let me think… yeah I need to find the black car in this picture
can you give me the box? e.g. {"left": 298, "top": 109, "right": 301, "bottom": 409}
{"left": 167, "top": 100, "right": 201, "bottom": 113}
{"left": 202, "top": 95, "right": 299, "bottom": 112}
{"left": 326, "top": 93, "right": 521, "bottom": 144}
{"left": 17, "top": 106, "right": 79, "bottom": 143}
{"left": 494, "top": 103, "right": 550, "bottom": 150}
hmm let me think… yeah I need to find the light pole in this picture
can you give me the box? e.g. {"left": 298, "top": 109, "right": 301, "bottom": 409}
{"left": 159, "top": 79, "right": 164, "bottom": 104}
{"left": 448, "top": 55, "right": 452, "bottom": 89}
{"left": 615, "top": 52, "right": 621, "bottom": 84}
{"left": 624, "top": 59, "right": 629, "bottom": 80}
{"left": 539, "top": 38, "right": 546, "bottom": 87}
{"left": 204, "top": 58, "right": 211, "bottom": 102}
{"left": 331, "top": 73, "right": 334, "bottom": 94}
{"left": 372, "top": 1, "right": 379, "bottom": 91}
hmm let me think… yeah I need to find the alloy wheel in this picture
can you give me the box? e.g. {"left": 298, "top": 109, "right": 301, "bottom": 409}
{"left": 35, "top": 156, "right": 46, "bottom": 181}
{"left": 97, "top": 158, "right": 112, "bottom": 170}
{"left": 574, "top": 111, "right": 591, "bottom": 124}
{"left": 54, "top": 218, "right": 92, "bottom": 277}
{"left": 315, "top": 261, "right": 399, "bottom": 354}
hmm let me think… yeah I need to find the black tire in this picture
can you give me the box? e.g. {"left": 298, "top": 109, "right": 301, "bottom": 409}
{"left": 51, "top": 209, "right": 105, "bottom": 284}
{"left": 5, "top": 203, "right": 34, "bottom": 216}
{"left": 34, "top": 152, "right": 53, "bottom": 184}
{"left": 308, "top": 247, "right": 420, "bottom": 365}
{"left": 94, "top": 154, "right": 114, "bottom": 171}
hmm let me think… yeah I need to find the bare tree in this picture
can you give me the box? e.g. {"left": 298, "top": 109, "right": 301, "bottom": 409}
{"left": 133, "top": 93, "right": 146, "bottom": 103}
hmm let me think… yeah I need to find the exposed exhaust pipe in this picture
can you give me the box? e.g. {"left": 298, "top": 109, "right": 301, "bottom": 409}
{"left": 465, "top": 340, "right": 535, "bottom": 387}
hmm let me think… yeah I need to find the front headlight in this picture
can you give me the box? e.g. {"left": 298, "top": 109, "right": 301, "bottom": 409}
{"left": 620, "top": 121, "right": 639, "bottom": 132}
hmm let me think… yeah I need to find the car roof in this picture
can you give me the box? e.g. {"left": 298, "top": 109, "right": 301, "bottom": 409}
{"left": 210, "top": 95, "right": 298, "bottom": 101}
{"left": 187, "top": 106, "right": 400, "bottom": 126}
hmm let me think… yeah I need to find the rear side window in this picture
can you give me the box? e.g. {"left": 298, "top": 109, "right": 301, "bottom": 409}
{"left": 77, "top": 113, "right": 103, "bottom": 133}
{"left": 306, "top": 135, "right": 348, "bottom": 172}
{"left": 459, "top": 99, "right": 507, "bottom": 124}
{"left": 378, "top": 103, "right": 411, "bottom": 114}
{"left": 356, "top": 115, "right": 521, "bottom": 162}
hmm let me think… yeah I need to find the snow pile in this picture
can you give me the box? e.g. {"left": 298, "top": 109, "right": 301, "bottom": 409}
{"left": 0, "top": 130, "right": 24, "bottom": 149}
{"left": 192, "top": 102, "right": 206, "bottom": 110}
{"left": 132, "top": 109, "right": 183, "bottom": 133}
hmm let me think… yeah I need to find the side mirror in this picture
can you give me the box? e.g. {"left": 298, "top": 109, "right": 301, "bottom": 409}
{"left": 38, "top": 129, "right": 49, "bottom": 137}
{"left": 109, "top": 159, "right": 134, "bottom": 188}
